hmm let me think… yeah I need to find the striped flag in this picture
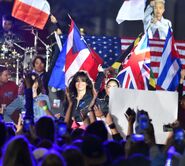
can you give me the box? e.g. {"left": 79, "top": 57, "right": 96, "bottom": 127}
{"left": 112, "top": 33, "right": 143, "bottom": 71}
{"left": 121, "top": 36, "right": 185, "bottom": 92}
{"left": 157, "top": 28, "right": 181, "bottom": 91}
{"left": 65, "top": 19, "right": 103, "bottom": 85}
{"left": 117, "top": 33, "right": 151, "bottom": 90}
{"left": 48, "top": 19, "right": 103, "bottom": 89}
{"left": 12, "top": 0, "right": 50, "bottom": 29}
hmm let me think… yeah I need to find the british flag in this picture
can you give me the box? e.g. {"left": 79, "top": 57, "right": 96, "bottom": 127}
{"left": 117, "top": 34, "right": 151, "bottom": 90}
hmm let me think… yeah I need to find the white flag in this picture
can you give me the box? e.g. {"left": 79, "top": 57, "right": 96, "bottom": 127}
{"left": 116, "top": 0, "right": 145, "bottom": 24}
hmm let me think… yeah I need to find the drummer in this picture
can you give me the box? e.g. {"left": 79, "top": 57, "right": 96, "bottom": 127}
{"left": 0, "top": 15, "right": 23, "bottom": 48}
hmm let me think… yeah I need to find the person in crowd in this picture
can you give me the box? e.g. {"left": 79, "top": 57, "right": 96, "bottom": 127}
{"left": 2, "top": 135, "right": 35, "bottom": 166}
{"left": 18, "top": 73, "right": 53, "bottom": 122}
{"left": 34, "top": 78, "right": 53, "bottom": 122}
{"left": 85, "top": 120, "right": 108, "bottom": 142}
{"left": 103, "top": 140, "right": 125, "bottom": 164}
{"left": 0, "top": 121, "right": 7, "bottom": 158}
{"left": 0, "top": 15, "right": 15, "bottom": 42}
{"left": 0, "top": 14, "right": 23, "bottom": 52}
{"left": 80, "top": 134, "right": 107, "bottom": 166}
{"left": 0, "top": 66, "right": 20, "bottom": 122}
{"left": 35, "top": 116, "right": 56, "bottom": 143}
{"left": 31, "top": 56, "right": 49, "bottom": 94}
{"left": 143, "top": 0, "right": 172, "bottom": 39}
{"left": 92, "top": 77, "right": 120, "bottom": 130}
{"left": 62, "top": 145, "right": 85, "bottom": 166}
{"left": 39, "top": 150, "right": 66, "bottom": 166}
{"left": 64, "top": 71, "right": 98, "bottom": 128}
{"left": 176, "top": 69, "right": 185, "bottom": 129}
{"left": 28, "top": 73, "right": 53, "bottom": 122}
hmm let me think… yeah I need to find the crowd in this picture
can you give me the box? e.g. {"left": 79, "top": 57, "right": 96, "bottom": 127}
{"left": 0, "top": 55, "right": 185, "bottom": 165}
{"left": 1, "top": 0, "right": 185, "bottom": 166}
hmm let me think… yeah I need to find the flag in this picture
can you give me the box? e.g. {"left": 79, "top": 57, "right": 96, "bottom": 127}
{"left": 149, "top": 68, "right": 156, "bottom": 89}
{"left": 121, "top": 37, "right": 185, "bottom": 94}
{"left": 157, "top": 28, "right": 181, "bottom": 91}
{"left": 12, "top": 0, "right": 50, "bottom": 29}
{"left": 65, "top": 19, "right": 103, "bottom": 85}
{"left": 48, "top": 41, "right": 67, "bottom": 90}
{"left": 85, "top": 35, "right": 121, "bottom": 68}
{"left": 117, "top": 33, "right": 151, "bottom": 89}
{"left": 49, "top": 19, "right": 103, "bottom": 89}
{"left": 116, "top": 0, "right": 145, "bottom": 24}
{"left": 111, "top": 33, "right": 143, "bottom": 71}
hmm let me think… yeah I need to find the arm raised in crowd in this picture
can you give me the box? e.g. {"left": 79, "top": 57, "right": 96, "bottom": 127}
{"left": 105, "top": 113, "right": 123, "bottom": 141}
{"left": 64, "top": 88, "right": 73, "bottom": 127}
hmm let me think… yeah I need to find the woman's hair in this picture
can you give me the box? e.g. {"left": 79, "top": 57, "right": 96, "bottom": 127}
{"left": 105, "top": 78, "right": 120, "bottom": 88}
{"left": 40, "top": 150, "right": 66, "bottom": 166}
{"left": 32, "top": 56, "right": 46, "bottom": 68}
{"left": 0, "top": 66, "right": 8, "bottom": 76}
{"left": 35, "top": 116, "right": 56, "bottom": 143}
{"left": 34, "top": 76, "right": 43, "bottom": 95}
{"left": 24, "top": 73, "right": 43, "bottom": 94}
{"left": 68, "top": 71, "right": 93, "bottom": 97}
{"left": 2, "top": 136, "right": 35, "bottom": 166}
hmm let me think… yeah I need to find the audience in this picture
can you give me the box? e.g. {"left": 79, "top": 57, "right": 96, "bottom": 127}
{"left": 0, "top": 64, "right": 184, "bottom": 166}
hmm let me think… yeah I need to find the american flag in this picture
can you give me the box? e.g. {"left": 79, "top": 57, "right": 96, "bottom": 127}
{"left": 85, "top": 35, "right": 122, "bottom": 68}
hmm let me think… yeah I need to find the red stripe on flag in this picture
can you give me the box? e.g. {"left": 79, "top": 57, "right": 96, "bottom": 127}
{"left": 125, "top": 74, "right": 130, "bottom": 88}
{"left": 12, "top": 0, "right": 49, "bottom": 29}
{"left": 79, "top": 51, "right": 103, "bottom": 80}
{"left": 121, "top": 37, "right": 185, "bottom": 93}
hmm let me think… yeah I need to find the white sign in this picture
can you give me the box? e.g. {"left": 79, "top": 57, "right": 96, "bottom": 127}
{"left": 109, "top": 88, "right": 178, "bottom": 144}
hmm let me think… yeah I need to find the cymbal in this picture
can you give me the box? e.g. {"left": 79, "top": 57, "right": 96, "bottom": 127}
{"left": 13, "top": 39, "right": 25, "bottom": 43}
{"left": 20, "top": 25, "right": 37, "bottom": 31}
{"left": 0, "top": 58, "right": 15, "bottom": 63}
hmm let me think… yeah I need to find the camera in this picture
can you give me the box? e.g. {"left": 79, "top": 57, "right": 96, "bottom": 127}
{"left": 139, "top": 114, "right": 149, "bottom": 130}
{"left": 131, "top": 134, "right": 145, "bottom": 142}
{"left": 23, "top": 117, "right": 33, "bottom": 132}
{"left": 126, "top": 107, "right": 136, "bottom": 117}
{"left": 174, "top": 128, "right": 185, "bottom": 141}
{"left": 135, "top": 110, "right": 150, "bottom": 134}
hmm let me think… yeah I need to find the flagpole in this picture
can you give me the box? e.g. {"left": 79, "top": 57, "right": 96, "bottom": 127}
{"left": 67, "top": 14, "right": 100, "bottom": 66}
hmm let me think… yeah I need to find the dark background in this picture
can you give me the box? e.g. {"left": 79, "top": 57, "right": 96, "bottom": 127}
{"left": 0, "top": 0, "right": 185, "bottom": 42}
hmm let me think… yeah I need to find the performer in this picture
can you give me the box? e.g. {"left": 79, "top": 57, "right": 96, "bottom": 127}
{"left": 0, "top": 15, "right": 19, "bottom": 45}
{"left": 143, "top": 0, "right": 172, "bottom": 39}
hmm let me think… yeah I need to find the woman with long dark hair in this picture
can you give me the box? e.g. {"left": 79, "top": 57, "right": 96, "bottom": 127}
{"left": 65, "top": 71, "right": 97, "bottom": 127}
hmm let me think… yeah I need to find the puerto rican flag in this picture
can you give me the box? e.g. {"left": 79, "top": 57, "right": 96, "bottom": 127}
{"left": 117, "top": 33, "right": 151, "bottom": 90}
{"left": 12, "top": 0, "right": 50, "bottom": 29}
{"left": 65, "top": 19, "right": 103, "bottom": 85}
{"left": 48, "top": 18, "right": 103, "bottom": 90}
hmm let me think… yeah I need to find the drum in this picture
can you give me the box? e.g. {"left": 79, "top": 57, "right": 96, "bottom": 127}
{"left": 0, "top": 45, "right": 24, "bottom": 78}
{"left": 23, "top": 47, "right": 37, "bottom": 73}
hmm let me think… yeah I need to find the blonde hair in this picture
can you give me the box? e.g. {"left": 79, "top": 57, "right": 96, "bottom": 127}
{"left": 155, "top": 0, "right": 165, "bottom": 4}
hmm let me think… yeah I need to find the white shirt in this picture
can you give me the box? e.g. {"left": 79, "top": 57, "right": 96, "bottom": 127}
{"left": 143, "top": 4, "right": 172, "bottom": 39}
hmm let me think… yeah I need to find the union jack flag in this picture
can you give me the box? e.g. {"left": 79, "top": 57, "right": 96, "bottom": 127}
{"left": 117, "top": 34, "right": 151, "bottom": 89}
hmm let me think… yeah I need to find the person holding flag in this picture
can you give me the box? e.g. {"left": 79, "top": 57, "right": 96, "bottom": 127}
{"left": 48, "top": 17, "right": 103, "bottom": 90}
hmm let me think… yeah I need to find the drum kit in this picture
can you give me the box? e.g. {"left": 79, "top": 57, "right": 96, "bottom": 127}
{"left": 0, "top": 27, "right": 53, "bottom": 84}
